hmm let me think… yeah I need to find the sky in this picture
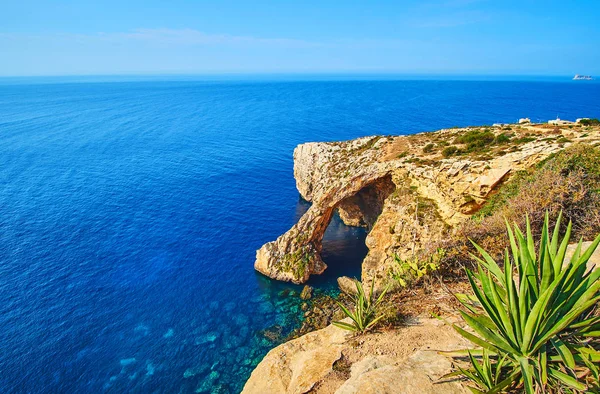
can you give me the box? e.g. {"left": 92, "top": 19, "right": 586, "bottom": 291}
{"left": 1, "top": 0, "right": 599, "bottom": 76}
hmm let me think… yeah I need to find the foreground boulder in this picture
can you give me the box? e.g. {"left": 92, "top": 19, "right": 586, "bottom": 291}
{"left": 335, "top": 352, "right": 468, "bottom": 394}
{"left": 337, "top": 276, "right": 358, "bottom": 295}
{"left": 242, "top": 322, "right": 351, "bottom": 394}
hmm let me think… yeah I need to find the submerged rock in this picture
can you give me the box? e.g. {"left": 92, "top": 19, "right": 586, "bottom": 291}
{"left": 194, "top": 332, "right": 219, "bottom": 345}
{"left": 119, "top": 358, "right": 136, "bottom": 367}
{"left": 259, "top": 325, "right": 283, "bottom": 343}
{"left": 183, "top": 365, "right": 208, "bottom": 379}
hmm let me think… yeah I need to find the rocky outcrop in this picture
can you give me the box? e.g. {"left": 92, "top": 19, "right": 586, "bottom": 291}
{"left": 335, "top": 351, "right": 468, "bottom": 394}
{"left": 243, "top": 316, "right": 472, "bottom": 394}
{"left": 255, "top": 138, "right": 397, "bottom": 283}
{"left": 242, "top": 321, "right": 351, "bottom": 394}
{"left": 255, "top": 125, "right": 600, "bottom": 285}
{"left": 337, "top": 276, "right": 358, "bottom": 295}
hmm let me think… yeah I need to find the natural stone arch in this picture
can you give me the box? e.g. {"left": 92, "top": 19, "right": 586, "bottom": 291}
{"left": 254, "top": 173, "right": 395, "bottom": 284}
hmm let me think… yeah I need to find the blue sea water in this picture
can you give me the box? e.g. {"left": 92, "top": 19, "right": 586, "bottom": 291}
{"left": 0, "top": 77, "right": 599, "bottom": 393}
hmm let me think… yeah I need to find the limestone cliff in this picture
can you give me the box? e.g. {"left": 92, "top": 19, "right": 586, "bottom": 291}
{"left": 255, "top": 123, "right": 600, "bottom": 286}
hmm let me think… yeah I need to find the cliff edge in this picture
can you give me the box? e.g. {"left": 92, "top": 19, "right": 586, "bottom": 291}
{"left": 255, "top": 122, "right": 600, "bottom": 286}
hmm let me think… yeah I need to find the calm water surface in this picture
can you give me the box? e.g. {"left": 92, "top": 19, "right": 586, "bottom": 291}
{"left": 0, "top": 78, "right": 598, "bottom": 393}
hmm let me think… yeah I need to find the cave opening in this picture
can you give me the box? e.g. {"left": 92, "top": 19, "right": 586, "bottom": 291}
{"left": 306, "top": 174, "right": 396, "bottom": 290}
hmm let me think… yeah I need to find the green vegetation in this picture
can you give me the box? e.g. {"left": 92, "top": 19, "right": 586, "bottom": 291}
{"left": 556, "top": 137, "right": 572, "bottom": 144}
{"left": 454, "top": 129, "right": 495, "bottom": 148}
{"left": 352, "top": 136, "right": 383, "bottom": 154}
{"left": 423, "top": 143, "right": 435, "bottom": 153}
{"left": 580, "top": 118, "right": 600, "bottom": 126}
{"left": 442, "top": 146, "right": 459, "bottom": 157}
{"left": 513, "top": 136, "right": 536, "bottom": 144}
{"left": 389, "top": 249, "right": 444, "bottom": 288}
{"left": 450, "top": 350, "right": 511, "bottom": 392}
{"left": 449, "top": 213, "right": 600, "bottom": 393}
{"left": 333, "top": 280, "right": 389, "bottom": 333}
{"left": 495, "top": 133, "right": 512, "bottom": 144}
{"left": 279, "top": 235, "right": 312, "bottom": 281}
{"left": 439, "top": 128, "right": 530, "bottom": 158}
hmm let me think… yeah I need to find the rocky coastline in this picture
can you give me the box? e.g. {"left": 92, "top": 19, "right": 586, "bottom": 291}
{"left": 245, "top": 119, "right": 600, "bottom": 393}
{"left": 255, "top": 121, "right": 598, "bottom": 288}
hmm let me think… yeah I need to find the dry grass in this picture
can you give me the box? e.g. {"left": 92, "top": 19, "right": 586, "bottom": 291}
{"left": 440, "top": 144, "right": 600, "bottom": 268}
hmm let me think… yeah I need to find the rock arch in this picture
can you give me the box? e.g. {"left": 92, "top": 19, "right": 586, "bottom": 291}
{"left": 254, "top": 173, "right": 395, "bottom": 284}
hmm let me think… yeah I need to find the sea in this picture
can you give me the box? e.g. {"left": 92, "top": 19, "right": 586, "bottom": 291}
{"left": 0, "top": 75, "right": 598, "bottom": 393}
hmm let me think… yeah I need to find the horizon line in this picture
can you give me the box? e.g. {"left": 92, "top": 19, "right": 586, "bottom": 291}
{"left": 0, "top": 71, "right": 593, "bottom": 82}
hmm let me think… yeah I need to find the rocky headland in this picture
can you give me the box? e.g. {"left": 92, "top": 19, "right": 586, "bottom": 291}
{"left": 255, "top": 121, "right": 600, "bottom": 288}
{"left": 246, "top": 120, "right": 600, "bottom": 393}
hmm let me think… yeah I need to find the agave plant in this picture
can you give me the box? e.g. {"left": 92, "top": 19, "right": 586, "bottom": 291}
{"left": 451, "top": 212, "right": 600, "bottom": 393}
{"left": 449, "top": 350, "right": 513, "bottom": 393}
{"left": 333, "top": 279, "right": 388, "bottom": 333}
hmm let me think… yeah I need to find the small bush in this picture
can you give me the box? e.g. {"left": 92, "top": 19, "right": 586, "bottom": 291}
{"left": 513, "top": 136, "right": 537, "bottom": 144}
{"left": 454, "top": 130, "right": 496, "bottom": 148}
{"left": 579, "top": 118, "right": 600, "bottom": 126}
{"left": 423, "top": 143, "right": 435, "bottom": 153}
{"left": 389, "top": 249, "right": 444, "bottom": 288}
{"left": 442, "top": 146, "right": 459, "bottom": 157}
{"left": 495, "top": 133, "right": 512, "bottom": 144}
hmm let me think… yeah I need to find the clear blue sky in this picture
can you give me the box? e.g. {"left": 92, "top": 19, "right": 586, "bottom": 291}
{"left": 1, "top": 0, "right": 599, "bottom": 76}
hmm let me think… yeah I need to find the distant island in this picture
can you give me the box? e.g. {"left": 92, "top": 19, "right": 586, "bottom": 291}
{"left": 573, "top": 74, "right": 593, "bottom": 80}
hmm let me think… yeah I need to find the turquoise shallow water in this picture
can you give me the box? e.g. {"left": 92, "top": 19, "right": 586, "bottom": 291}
{"left": 0, "top": 77, "right": 598, "bottom": 393}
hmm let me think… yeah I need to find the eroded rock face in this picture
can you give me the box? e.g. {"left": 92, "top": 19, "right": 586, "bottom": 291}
{"left": 255, "top": 137, "right": 396, "bottom": 283}
{"left": 337, "top": 176, "right": 396, "bottom": 229}
{"left": 256, "top": 127, "right": 598, "bottom": 284}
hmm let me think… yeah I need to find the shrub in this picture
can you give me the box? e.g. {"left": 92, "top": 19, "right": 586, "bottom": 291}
{"left": 423, "top": 143, "right": 435, "bottom": 153}
{"left": 442, "top": 146, "right": 459, "bottom": 157}
{"left": 495, "top": 133, "right": 512, "bottom": 144}
{"left": 333, "top": 280, "right": 389, "bottom": 333}
{"left": 454, "top": 130, "right": 496, "bottom": 149}
{"left": 448, "top": 213, "right": 600, "bottom": 393}
{"left": 579, "top": 118, "right": 600, "bottom": 126}
{"left": 513, "top": 136, "right": 537, "bottom": 144}
{"left": 389, "top": 249, "right": 444, "bottom": 287}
